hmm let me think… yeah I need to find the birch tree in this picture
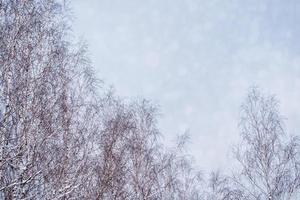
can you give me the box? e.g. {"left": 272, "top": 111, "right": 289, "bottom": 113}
{"left": 231, "top": 89, "right": 300, "bottom": 200}
{"left": 0, "top": 0, "right": 98, "bottom": 198}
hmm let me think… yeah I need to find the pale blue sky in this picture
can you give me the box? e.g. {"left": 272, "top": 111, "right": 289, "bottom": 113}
{"left": 72, "top": 0, "right": 300, "bottom": 171}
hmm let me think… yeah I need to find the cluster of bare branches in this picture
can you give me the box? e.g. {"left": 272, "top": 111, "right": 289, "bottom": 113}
{"left": 203, "top": 89, "right": 300, "bottom": 200}
{"left": 1, "top": 1, "right": 300, "bottom": 200}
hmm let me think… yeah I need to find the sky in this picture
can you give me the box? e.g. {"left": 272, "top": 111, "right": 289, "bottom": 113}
{"left": 72, "top": 0, "right": 300, "bottom": 171}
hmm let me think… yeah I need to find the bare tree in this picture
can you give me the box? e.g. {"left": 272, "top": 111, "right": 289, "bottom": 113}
{"left": 231, "top": 88, "right": 300, "bottom": 200}
{"left": 0, "top": 0, "right": 98, "bottom": 199}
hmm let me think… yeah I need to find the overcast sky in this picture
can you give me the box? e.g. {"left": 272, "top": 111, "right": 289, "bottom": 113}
{"left": 72, "top": 0, "right": 300, "bottom": 171}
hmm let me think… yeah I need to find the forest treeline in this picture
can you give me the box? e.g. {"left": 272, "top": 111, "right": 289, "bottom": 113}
{"left": 1, "top": 1, "right": 300, "bottom": 199}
